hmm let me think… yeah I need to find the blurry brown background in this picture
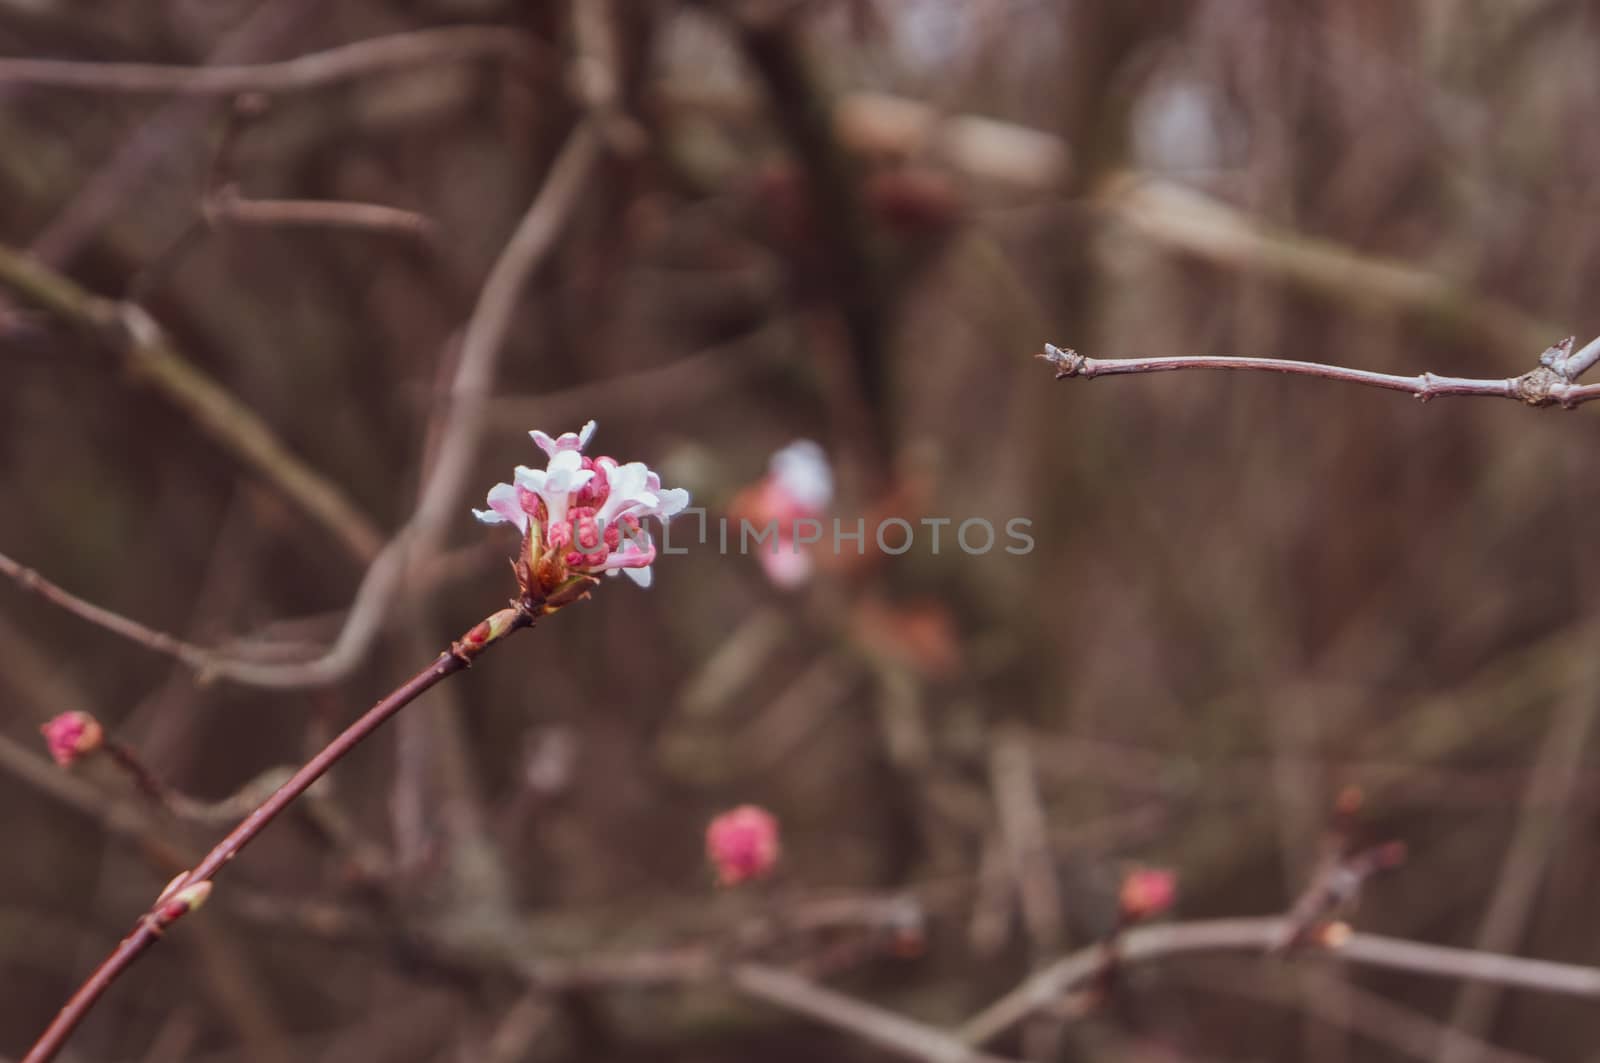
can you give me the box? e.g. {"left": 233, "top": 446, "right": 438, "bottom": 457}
{"left": 5, "top": 1, "right": 1600, "bottom": 1060}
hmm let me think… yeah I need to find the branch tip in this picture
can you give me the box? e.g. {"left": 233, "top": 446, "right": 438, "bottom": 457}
{"left": 1040, "top": 343, "right": 1084, "bottom": 378}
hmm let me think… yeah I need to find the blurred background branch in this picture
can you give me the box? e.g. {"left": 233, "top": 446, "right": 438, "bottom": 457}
{"left": 7, "top": 2, "right": 1600, "bottom": 1061}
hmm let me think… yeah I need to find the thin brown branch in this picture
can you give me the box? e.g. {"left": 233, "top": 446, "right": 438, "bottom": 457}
{"left": 571, "top": 0, "right": 649, "bottom": 155}
{"left": 957, "top": 917, "right": 1600, "bottom": 1048}
{"left": 732, "top": 963, "right": 1018, "bottom": 1063}
{"left": 487, "top": 317, "right": 795, "bottom": 432}
{"left": 189, "top": 119, "right": 599, "bottom": 688}
{"left": 204, "top": 187, "right": 440, "bottom": 243}
{"left": 1196, "top": 968, "right": 1543, "bottom": 1063}
{"left": 103, "top": 743, "right": 310, "bottom": 830}
{"left": 0, "top": 26, "right": 551, "bottom": 96}
{"left": 988, "top": 726, "right": 1063, "bottom": 956}
{"left": 26, "top": 0, "right": 316, "bottom": 269}
{"left": 0, "top": 550, "right": 214, "bottom": 670}
{"left": 0, "top": 122, "right": 600, "bottom": 689}
{"left": 0, "top": 244, "right": 385, "bottom": 561}
{"left": 21, "top": 598, "right": 547, "bottom": 1063}
{"left": 0, "top": 731, "right": 189, "bottom": 874}
{"left": 731, "top": 13, "right": 894, "bottom": 469}
{"left": 1040, "top": 343, "right": 1600, "bottom": 408}
{"left": 0, "top": 727, "right": 387, "bottom": 949}
{"left": 480, "top": 991, "right": 555, "bottom": 1063}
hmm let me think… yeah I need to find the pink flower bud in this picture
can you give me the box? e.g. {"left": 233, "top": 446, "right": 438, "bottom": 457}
{"left": 155, "top": 880, "right": 213, "bottom": 923}
{"left": 1313, "top": 920, "right": 1353, "bottom": 949}
{"left": 706, "top": 805, "right": 781, "bottom": 886}
{"left": 40, "top": 712, "right": 103, "bottom": 767}
{"left": 1119, "top": 868, "right": 1177, "bottom": 922}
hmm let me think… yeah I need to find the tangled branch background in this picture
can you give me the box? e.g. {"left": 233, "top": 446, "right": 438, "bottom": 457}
{"left": 5, "top": 3, "right": 1600, "bottom": 1061}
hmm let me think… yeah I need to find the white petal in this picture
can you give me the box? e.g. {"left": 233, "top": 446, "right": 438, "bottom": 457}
{"left": 623, "top": 564, "right": 653, "bottom": 587}
{"left": 514, "top": 465, "right": 547, "bottom": 491}
{"left": 544, "top": 451, "right": 594, "bottom": 503}
{"left": 547, "top": 467, "right": 595, "bottom": 496}
{"left": 474, "top": 481, "right": 527, "bottom": 532}
{"left": 545, "top": 449, "right": 584, "bottom": 477}
{"left": 653, "top": 487, "right": 690, "bottom": 520}
{"left": 545, "top": 492, "right": 571, "bottom": 529}
{"left": 771, "top": 440, "right": 833, "bottom": 511}
{"left": 577, "top": 420, "right": 597, "bottom": 448}
{"left": 530, "top": 430, "right": 557, "bottom": 457}
{"left": 596, "top": 462, "right": 652, "bottom": 522}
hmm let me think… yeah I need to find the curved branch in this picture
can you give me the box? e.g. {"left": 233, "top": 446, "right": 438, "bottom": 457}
{"left": 0, "top": 245, "right": 386, "bottom": 561}
{"left": 959, "top": 916, "right": 1600, "bottom": 1047}
{"left": 21, "top": 603, "right": 539, "bottom": 1063}
{"left": 1, "top": 123, "right": 601, "bottom": 689}
{"left": 0, "top": 26, "right": 552, "bottom": 96}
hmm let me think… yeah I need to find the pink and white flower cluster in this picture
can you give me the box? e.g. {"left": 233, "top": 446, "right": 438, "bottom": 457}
{"left": 475, "top": 421, "right": 688, "bottom": 590}
{"left": 731, "top": 440, "right": 834, "bottom": 588}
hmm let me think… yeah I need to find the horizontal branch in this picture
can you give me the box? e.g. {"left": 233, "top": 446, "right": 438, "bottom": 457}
{"left": 0, "top": 26, "right": 550, "bottom": 96}
{"left": 958, "top": 916, "right": 1600, "bottom": 1047}
{"left": 732, "top": 963, "right": 1016, "bottom": 1063}
{"left": 1040, "top": 343, "right": 1600, "bottom": 408}
{"left": 0, "top": 549, "right": 215, "bottom": 671}
{"left": 204, "top": 189, "right": 439, "bottom": 243}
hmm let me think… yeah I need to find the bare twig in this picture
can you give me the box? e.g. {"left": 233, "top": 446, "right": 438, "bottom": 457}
{"left": 25, "top": 0, "right": 321, "bottom": 268}
{"left": 0, "top": 26, "right": 550, "bottom": 96}
{"left": 0, "top": 731, "right": 189, "bottom": 873}
{"left": 193, "top": 94, "right": 439, "bottom": 246}
{"left": 1196, "top": 968, "right": 1542, "bottom": 1063}
{"left": 732, "top": 963, "right": 1018, "bottom": 1063}
{"left": 20, "top": 593, "right": 559, "bottom": 1063}
{"left": 1271, "top": 790, "right": 1406, "bottom": 953}
{"left": 988, "top": 727, "right": 1064, "bottom": 956}
{"left": 408, "top": 121, "right": 600, "bottom": 558}
{"left": 1039, "top": 342, "right": 1600, "bottom": 408}
{"left": 102, "top": 741, "right": 310, "bottom": 829}
{"left": 1439, "top": 672, "right": 1600, "bottom": 1063}
{"left": 0, "top": 122, "right": 601, "bottom": 689}
{"left": 487, "top": 315, "right": 796, "bottom": 430}
{"left": 732, "top": 13, "right": 894, "bottom": 466}
{"left": 0, "top": 244, "right": 385, "bottom": 561}
{"left": 0, "top": 549, "right": 215, "bottom": 670}
{"left": 570, "top": 0, "right": 648, "bottom": 155}
{"left": 958, "top": 917, "right": 1600, "bottom": 1048}
{"left": 203, "top": 186, "right": 439, "bottom": 243}
{"left": 179, "top": 119, "right": 599, "bottom": 689}
{"left": 480, "top": 991, "right": 555, "bottom": 1063}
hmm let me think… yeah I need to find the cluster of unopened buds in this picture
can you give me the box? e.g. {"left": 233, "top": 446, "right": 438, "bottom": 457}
{"left": 475, "top": 421, "right": 689, "bottom": 597}
{"left": 40, "top": 711, "right": 103, "bottom": 768}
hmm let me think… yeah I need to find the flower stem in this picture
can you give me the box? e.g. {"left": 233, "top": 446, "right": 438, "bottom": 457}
{"left": 21, "top": 602, "right": 538, "bottom": 1063}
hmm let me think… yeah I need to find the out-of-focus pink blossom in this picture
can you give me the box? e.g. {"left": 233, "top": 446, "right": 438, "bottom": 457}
{"left": 40, "top": 711, "right": 103, "bottom": 768}
{"left": 730, "top": 440, "right": 834, "bottom": 588}
{"left": 474, "top": 421, "right": 689, "bottom": 592}
{"left": 1119, "top": 867, "right": 1177, "bottom": 922}
{"left": 706, "top": 805, "right": 781, "bottom": 886}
